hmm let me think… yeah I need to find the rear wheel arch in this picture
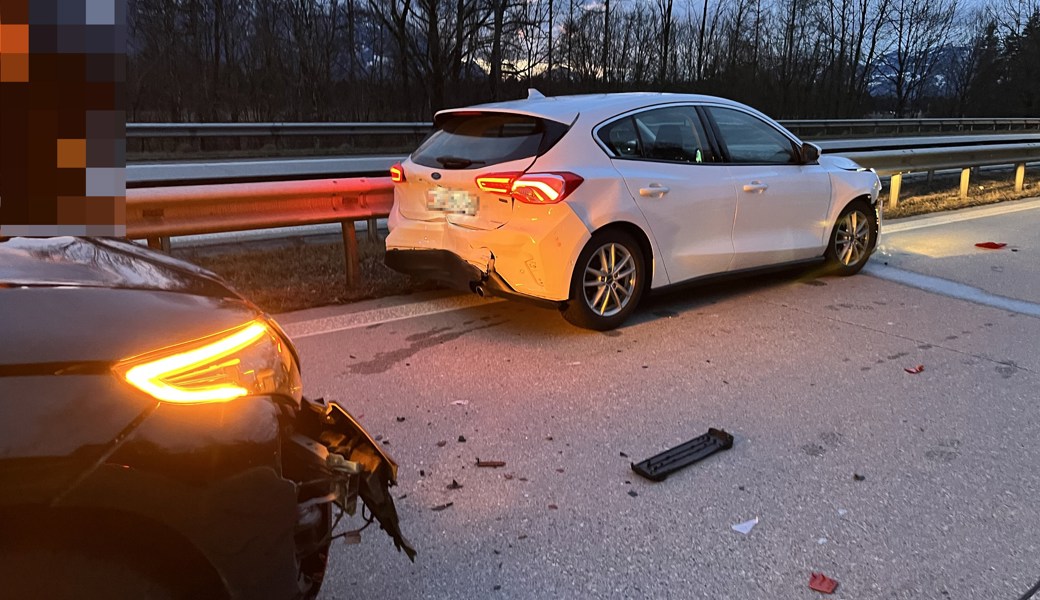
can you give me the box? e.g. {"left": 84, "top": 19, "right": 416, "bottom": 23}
{"left": 0, "top": 505, "right": 229, "bottom": 600}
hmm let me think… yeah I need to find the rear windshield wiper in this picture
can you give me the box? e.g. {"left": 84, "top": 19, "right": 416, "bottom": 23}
{"left": 435, "top": 155, "right": 485, "bottom": 169}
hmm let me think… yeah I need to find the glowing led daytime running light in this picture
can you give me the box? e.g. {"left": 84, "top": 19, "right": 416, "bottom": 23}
{"left": 121, "top": 322, "right": 268, "bottom": 403}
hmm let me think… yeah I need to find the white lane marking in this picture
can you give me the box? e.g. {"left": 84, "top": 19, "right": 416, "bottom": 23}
{"left": 864, "top": 263, "right": 1040, "bottom": 318}
{"left": 283, "top": 295, "right": 505, "bottom": 339}
{"left": 882, "top": 198, "right": 1040, "bottom": 234}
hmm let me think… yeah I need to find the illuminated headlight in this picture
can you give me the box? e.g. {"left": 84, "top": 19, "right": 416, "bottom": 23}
{"left": 114, "top": 319, "right": 302, "bottom": 404}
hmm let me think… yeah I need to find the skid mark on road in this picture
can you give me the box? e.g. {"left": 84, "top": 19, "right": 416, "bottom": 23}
{"left": 346, "top": 320, "right": 507, "bottom": 375}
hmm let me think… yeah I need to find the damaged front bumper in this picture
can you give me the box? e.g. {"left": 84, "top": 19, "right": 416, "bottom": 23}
{"left": 286, "top": 397, "right": 415, "bottom": 562}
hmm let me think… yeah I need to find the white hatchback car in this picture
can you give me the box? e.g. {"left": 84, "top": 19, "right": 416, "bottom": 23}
{"left": 385, "top": 92, "right": 882, "bottom": 330}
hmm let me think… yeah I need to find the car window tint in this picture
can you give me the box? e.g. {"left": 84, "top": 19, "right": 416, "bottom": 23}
{"left": 597, "top": 117, "right": 641, "bottom": 157}
{"left": 412, "top": 113, "right": 568, "bottom": 169}
{"left": 707, "top": 107, "right": 798, "bottom": 164}
{"left": 631, "top": 107, "right": 711, "bottom": 164}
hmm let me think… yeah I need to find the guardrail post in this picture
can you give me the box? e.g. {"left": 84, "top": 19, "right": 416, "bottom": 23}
{"left": 341, "top": 220, "right": 360, "bottom": 287}
{"left": 367, "top": 217, "right": 380, "bottom": 243}
{"left": 888, "top": 173, "right": 903, "bottom": 209}
{"left": 960, "top": 168, "right": 971, "bottom": 199}
{"left": 1015, "top": 163, "right": 1026, "bottom": 192}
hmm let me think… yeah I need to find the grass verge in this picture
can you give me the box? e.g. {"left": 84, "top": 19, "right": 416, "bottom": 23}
{"left": 175, "top": 174, "right": 1039, "bottom": 315}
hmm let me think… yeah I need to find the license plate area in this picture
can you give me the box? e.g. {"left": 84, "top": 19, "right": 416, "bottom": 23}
{"left": 426, "top": 187, "right": 479, "bottom": 216}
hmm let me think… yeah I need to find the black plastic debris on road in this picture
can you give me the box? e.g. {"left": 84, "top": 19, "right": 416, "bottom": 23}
{"left": 631, "top": 428, "right": 734, "bottom": 482}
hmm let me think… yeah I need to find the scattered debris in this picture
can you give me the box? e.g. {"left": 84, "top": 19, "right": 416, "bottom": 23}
{"left": 431, "top": 502, "right": 454, "bottom": 512}
{"left": 631, "top": 428, "right": 734, "bottom": 481}
{"left": 837, "top": 509, "right": 848, "bottom": 516}
{"left": 853, "top": 473, "right": 865, "bottom": 481}
{"left": 904, "top": 365, "right": 925, "bottom": 374}
{"left": 436, "top": 440, "right": 448, "bottom": 447}
{"left": 452, "top": 400, "right": 469, "bottom": 406}
{"left": 519, "top": 477, "right": 528, "bottom": 482}
{"left": 493, "top": 585, "right": 501, "bottom": 591}
{"left": 817, "top": 538, "right": 828, "bottom": 545}
{"left": 396, "top": 416, "right": 406, "bottom": 422}
{"left": 548, "top": 504, "right": 558, "bottom": 510}
{"left": 398, "top": 494, "right": 408, "bottom": 500}
{"left": 545, "top": 436, "right": 554, "bottom": 441}
{"left": 555, "top": 468, "right": 565, "bottom": 473}
{"left": 975, "top": 242, "right": 1007, "bottom": 249}
{"left": 567, "top": 361, "right": 581, "bottom": 366}
{"left": 627, "top": 490, "right": 639, "bottom": 498}
{"left": 619, "top": 451, "right": 629, "bottom": 458}
{"left": 518, "top": 534, "right": 528, "bottom": 540}
{"left": 374, "top": 434, "right": 383, "bottom": 441}
{"left": 381, "top": 440, "right": 390, "bottom": 446}
{"left": 809, "top": 572, "right": 839, "bottom": 594}
{"left": 419, "top": 470, "right": 426, "bottom": 477}
{"left": 477, "top": 459, "right": 506, "bottom": 468}
{"left": 341, "top": 530, "right": 362, "bottom": 545}
{"left": 458, "top": 435, "right": 467, "bottom": 443}
{"left": 447, "top": 479, "right": 463, "bottom": 490}
{"left": 503, "top": 473, "right": 515, "bottom": 480}
{"left": 731, "top": 517, "right": 758, "bottom": 535}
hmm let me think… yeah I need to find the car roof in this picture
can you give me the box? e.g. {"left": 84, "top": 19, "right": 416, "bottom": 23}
{"left": 435, "top": 92, "right": 753, "bottom": 124}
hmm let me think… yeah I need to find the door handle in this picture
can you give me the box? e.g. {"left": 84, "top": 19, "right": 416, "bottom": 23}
{"left": 742, "top": 181, "right": 769, "bottom": 193}
{"left": 639, "top": 184, "right": 670, "bottom": 198}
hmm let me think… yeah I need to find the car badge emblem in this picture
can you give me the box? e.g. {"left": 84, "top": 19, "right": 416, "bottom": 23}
{"left": 431, "top": 172, "right": 442, "bottom": 180}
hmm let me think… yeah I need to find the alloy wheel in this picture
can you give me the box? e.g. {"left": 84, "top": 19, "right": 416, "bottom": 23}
{"left": 834, "top": 209, "right": 870, "bottom": 266}
{"left": 581, "top": 243, "right": 637, "bottom": 317}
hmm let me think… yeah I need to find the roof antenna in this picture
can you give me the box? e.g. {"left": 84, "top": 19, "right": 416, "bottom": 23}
{"left": 527, "top": 88, "right": 545, "bottom": 100}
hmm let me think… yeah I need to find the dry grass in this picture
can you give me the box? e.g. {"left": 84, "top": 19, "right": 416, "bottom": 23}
{"left": 175, "top": 170, "right": 1038, "bottom": 314}
{"left": 173, "top": 238, "right": 439, "bottom": 314}
{"left": 885, "top": 170, "right": 1039, "bottom": 219}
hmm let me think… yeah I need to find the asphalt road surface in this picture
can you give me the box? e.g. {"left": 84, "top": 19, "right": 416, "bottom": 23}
{"left": 278, "top": 198, "right": 1040, "bottom": 600}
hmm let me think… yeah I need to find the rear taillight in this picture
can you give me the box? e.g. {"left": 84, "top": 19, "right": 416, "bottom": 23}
{"left": 511, "top": 172, "right": 584, "bottom": 204}
{"left": 390, "top": 163, "right": 405, "bottom": 183}
{"left": 475, "top": 172, "right": 522, "bottom": 195}
{"left": 476, "top": 171, "right": 583, "bottom": 205}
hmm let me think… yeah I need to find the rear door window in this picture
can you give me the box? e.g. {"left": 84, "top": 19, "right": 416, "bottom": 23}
{"left": 598, "top": 106, "right": 714, "bottom": 164}
{"left": 412, "top": 113, "right": 569, "bottom": 170}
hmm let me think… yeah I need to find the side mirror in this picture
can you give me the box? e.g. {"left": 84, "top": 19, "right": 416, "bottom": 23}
{"left": 801, "top": 143, "right": 821, "bottom": 164}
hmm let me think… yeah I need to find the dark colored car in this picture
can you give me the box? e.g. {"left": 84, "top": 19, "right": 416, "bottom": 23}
{"left": 0, "top": 236, "right": 414, "bottom": 599}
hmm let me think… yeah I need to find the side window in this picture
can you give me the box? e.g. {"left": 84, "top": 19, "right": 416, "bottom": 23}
{"left": 597, "top": 117, "right": 641, "bottom": 157}
{"left": 598, "top": 107, "right": 713, "bottom": 164}
{"left": 707, "top": 107, "right": 798, "bottom": 165}
{"left": 633, "top": 107, "right": 712, "bottom": 164}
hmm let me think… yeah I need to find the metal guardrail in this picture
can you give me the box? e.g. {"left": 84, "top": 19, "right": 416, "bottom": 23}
{"left": 126, "top": 118, "right": 1040, "bottom": 140}
{"left": 127, "top": 177, "right": 393, "bottom": 286}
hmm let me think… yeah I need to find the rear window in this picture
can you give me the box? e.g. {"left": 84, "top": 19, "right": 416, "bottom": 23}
{"left": 412, "top": 112, "right": 569, "bottom": 169}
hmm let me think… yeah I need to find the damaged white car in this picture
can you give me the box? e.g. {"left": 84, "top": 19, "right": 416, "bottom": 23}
{"left": 385, "top": 92, "right": 882, "bottom": 330}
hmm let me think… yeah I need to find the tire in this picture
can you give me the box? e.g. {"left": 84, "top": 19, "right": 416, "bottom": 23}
{"left": 561, "top": 229, "right": 646, "bottom": 330}
{"left": 825, "top": 200, "right": 877, "bottom": 276}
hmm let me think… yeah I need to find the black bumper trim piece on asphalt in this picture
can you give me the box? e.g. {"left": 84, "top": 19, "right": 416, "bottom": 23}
{"left": 631, "top": 428, "right": 735, "bottom": 482}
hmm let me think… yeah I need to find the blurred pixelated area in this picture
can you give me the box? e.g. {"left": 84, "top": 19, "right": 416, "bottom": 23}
{"left": 0, "top": 0, "right": 126, "bottom": 236}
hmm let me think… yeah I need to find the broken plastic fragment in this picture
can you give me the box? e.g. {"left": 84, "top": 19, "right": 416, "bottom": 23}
{"left": 476, "top": 459, "right": 506, "bottom": 468}
{"left": 904, "top": 365, "right": 925, "bottom": 374}
{"left": 837, "top": 509, "right": 848, "bottom": 516}
{"left": 631, "top": 428, "right": 734, "bottom": 481}
{"left": 431, "top": 502, "right": 454, "bottom": 512}
{"left": 447, "top": 479, "right": 463, "bottom": 490}
{"left": 452, "top": 400, "right": 469, "bottom": 406}
{"left": 974, "top": 242, "right": 1007, "bottom": 249}
{"left": 341, "top": 530, "right": 362, "bottom": 545}
{"left": 731, "top": 517, "right": 758, "bottom": 535}
{"left": 809, "top": 572, "right": 839, "bottom": 594}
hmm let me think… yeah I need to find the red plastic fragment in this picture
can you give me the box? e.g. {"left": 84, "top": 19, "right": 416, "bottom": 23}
{"left": 904, "top": 365, "right": 925, "bottom": 374}
{"left": 975, "top": 242, "right": 1007, "bottom": 249}
{"left": 809, "top": 572, "right": 839, "bottom": 594}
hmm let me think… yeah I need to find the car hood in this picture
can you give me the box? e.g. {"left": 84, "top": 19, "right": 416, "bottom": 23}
{"left": 0, "top": 237, "right": 261, "bottom": 365}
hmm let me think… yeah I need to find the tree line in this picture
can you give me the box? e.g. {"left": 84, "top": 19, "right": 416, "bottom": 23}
{"left": 127, "top": 0, "right": 1040, "bottom": 122}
